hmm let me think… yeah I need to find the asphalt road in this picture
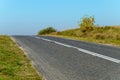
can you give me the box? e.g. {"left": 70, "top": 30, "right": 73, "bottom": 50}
{"left": 12, "top": 36, "right": 120, "bottom": 80}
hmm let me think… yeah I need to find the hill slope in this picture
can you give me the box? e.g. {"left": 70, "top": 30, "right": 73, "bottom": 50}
{"left": 45, "top": 26, "right": 120, "bottom": 47}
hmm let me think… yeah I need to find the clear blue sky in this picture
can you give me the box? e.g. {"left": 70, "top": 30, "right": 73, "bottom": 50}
{"left": 0, "top": 0, "right": 120, "bottom": 35}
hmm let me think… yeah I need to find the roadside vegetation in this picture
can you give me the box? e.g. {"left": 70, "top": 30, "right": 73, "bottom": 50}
{"left": 38, "top": 16, "right": 120, "bottom": 46}
{"left": 0, "top": 35, "right": 41, "bottom": 80}
{"left": 38, "top": 27, "right": 56, "bottom": 35}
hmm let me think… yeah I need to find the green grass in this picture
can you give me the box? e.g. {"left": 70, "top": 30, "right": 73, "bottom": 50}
{"left": 0, "top": 35, "right": 42, "bottom": 80}
{"left": 43, "top": 26, "right": 120, "bottom": 47}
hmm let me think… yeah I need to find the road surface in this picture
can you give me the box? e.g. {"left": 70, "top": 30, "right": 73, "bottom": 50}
{"left": 12, "top": 36, "right": 120, "bottom": 80}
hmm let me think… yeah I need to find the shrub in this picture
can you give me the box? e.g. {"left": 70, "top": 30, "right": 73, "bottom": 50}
{"left": 79, "top": 16, "right": 95, "bottom": 33}
{"left": 38, "top": 27, "right": 56, "bottom": 35}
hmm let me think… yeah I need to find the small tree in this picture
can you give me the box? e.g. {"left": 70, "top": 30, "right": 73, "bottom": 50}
{"left": 79, "top": 16, "right": 95, "bottom": 33}
{"left": 38, "top": 27, "right": 56, "bottom": 35}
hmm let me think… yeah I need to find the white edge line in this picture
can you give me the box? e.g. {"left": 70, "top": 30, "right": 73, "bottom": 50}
{"left": 35, "top": 37, "right": 120, "bottom": 64}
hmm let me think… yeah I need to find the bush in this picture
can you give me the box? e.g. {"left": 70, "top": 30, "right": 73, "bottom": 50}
{"left": 38, "top": 27, "right": 56, "bottom": 35}
{"left": 79, "top": 16, "right": 95, "bottom": 33}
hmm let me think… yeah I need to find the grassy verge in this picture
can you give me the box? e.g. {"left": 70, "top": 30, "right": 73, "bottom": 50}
{"left": 0, "top": 35, "right": 41, "bottom": 80}
{"left": 44, "top": 26, "right": 120, "bottom": 47}
{"left": 44, "top": 34, "right": 120, "bottom": 47}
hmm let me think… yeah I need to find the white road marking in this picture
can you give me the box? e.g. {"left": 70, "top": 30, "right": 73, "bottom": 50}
{"left": 35, "top": 37, "right": 120, "bottom": 64}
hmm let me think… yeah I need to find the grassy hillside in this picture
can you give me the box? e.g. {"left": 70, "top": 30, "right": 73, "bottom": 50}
{"left": 45, "top": 26, "right": 120, "bottom": 46}
{"left": 0, "top": 35, "right": 41, "bottom": 80}
{"left": 38, "top": 17, "right": 120, "bottom": 47}
{"left": 60, "top": 26, "right": 120, "bottom": 40}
